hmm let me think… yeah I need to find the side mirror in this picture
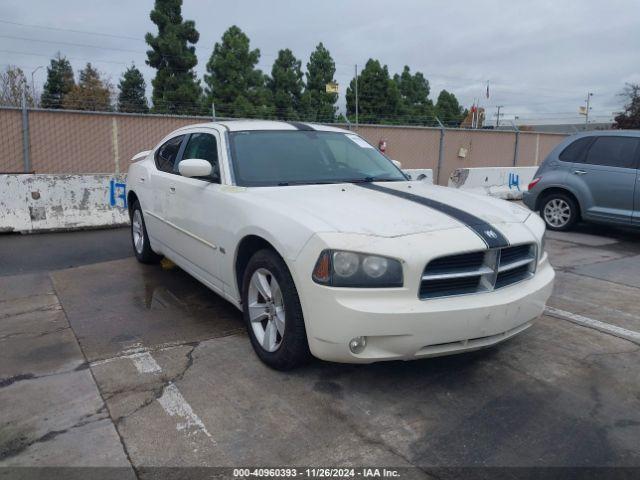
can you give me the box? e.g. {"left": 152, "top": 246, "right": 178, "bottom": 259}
{"left": 391, "top": 159, "right": 402, "bottom": 169}
{"left": 178, "top": 159, "right": 212, "bottom": 178}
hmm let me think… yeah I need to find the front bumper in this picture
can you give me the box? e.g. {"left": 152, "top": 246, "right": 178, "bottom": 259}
{"left": 291, "top": 225, "right": 554, "bottom": 363}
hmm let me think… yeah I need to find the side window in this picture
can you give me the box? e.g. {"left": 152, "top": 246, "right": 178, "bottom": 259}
{"left": 155, "top": 135, "right": 185, "bottom": 173}
{"left": 559, "top": 137, "right": 593, "bottom": 163}
{"left": 584, "top": 137, "right": 640, "bottom": 168}
{"left": 180, "top": 133, "right": 220, "bottom": 181}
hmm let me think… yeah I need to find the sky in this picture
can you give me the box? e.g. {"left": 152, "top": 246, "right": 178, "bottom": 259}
{"left": 1, "top": 0, "right": 639, "bottom": 125}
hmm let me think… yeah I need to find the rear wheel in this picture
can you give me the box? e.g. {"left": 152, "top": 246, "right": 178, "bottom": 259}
{"left": 540, "top": 193, "right": 578, "bottom": 231}
{"left": 242, "top": 249, "right": 310, "bottom": 370}
{"left": 130, "top": 200, "right": 161, "bottom": 264}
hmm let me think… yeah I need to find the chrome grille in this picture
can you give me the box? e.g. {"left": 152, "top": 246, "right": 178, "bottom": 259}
{"left": 420, "top": 244, "right": 536, "bottom": 299}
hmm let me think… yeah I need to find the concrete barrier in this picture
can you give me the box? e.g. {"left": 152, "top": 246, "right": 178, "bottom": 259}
{"left": 0, "top": 174, "right": 129, "bottom": 233}
{"left": 448, "top": 167, "right": 538, "bottom": 200}
{"left": 404, "top": 169, "right": 434, "bottom": 183}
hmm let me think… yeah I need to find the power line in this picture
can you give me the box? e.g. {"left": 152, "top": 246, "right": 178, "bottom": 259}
{"left": 0, "top": 19, "right": 143, "bottom": 42}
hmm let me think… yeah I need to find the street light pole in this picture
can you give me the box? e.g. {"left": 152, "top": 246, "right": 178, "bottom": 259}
{"left": 354, "top": 64, "right": 359, "bottom": 128}
{"left": 30, "top": 66, "right": 43, "bottom": 104}
{"left": 495, "top": 105, "right": 504, "bottom": 128}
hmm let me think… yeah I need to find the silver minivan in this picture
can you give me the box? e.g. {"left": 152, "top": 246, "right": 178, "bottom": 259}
{"left": 523, "top": 130, "right": 640, "bottom": 231}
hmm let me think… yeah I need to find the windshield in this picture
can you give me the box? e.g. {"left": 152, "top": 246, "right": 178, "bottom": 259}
{"left": 228, "top": 130, "right": 406, "bottom": 186}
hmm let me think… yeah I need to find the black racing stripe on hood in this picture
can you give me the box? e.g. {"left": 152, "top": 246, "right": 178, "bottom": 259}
{"left": 355, "top": 183, "right": 510, "bottom": 248}
{"left": 287, "top": 121, "right": 315, "bottom": 131}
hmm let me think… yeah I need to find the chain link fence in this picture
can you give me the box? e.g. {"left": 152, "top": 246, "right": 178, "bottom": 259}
{"left": 0, "top": 106, "right": 567, "bottom": 185}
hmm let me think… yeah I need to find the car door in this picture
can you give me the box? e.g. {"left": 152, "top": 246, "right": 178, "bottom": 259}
{"left": 146, "top": 134, "right": 187, "bottom": 252}
{"left": 633, "top": 152, "right": 640, "bottom": 227}
{"left": 569, "top": 135, "right": 640, "bottom": 224}
{"left": 165, "top": 131, "right": 224, "bottom": 289}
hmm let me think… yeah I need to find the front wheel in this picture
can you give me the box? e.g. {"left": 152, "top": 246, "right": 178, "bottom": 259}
{"left": 540, "top": 193, "right": 578, "bottom": 231}
{"left": 241, "top": 249, "right": 310, "bottom": 370}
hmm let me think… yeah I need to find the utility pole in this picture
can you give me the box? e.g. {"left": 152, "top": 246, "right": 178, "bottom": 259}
{"left": 354, "top": 64, "right": 359, "bottom": 128}
{"left": 585, "top": 92, "right": 593, "bottom": 129}
{"left": 495, "top": 105, "right": 504, "bottom": 128}
{"left": 211, "top": 101, "right": 216, "bottom": 121}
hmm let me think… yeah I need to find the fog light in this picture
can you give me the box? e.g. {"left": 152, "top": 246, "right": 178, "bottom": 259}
{"left": 349, "top": 336, "right": 367, "bottom": 354}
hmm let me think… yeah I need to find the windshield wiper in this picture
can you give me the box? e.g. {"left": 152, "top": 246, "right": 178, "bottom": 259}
{"left": 277, "top": 180, "right": 335, "bottom": 186}
{"left": 349, "top": 176, "right": 402, "bottom": 183}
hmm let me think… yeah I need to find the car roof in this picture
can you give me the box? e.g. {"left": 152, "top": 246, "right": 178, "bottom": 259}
{"left": 179, "top": 120, "right": 351, "bottom": 134}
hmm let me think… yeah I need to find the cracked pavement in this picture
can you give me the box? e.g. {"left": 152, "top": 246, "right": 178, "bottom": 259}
{"left": 1, "top": 225, "right": 640, "bottom": 477}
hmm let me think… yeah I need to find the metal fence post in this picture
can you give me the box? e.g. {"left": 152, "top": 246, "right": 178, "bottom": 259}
{"left": 111, "top": 117, "right": 120, "bottom": 174}
{"left": 435, "top": 116, "right": 445, "bottom": 185}
{"left": 511, "top": 120, "right": 520, "bottom": 166}
{"left": 21, "top": 90, "right": 31, "bottom": 173}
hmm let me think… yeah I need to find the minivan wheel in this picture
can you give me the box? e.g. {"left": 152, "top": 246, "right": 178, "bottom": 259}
{"left": 130, "top": 200, "right": 162, "bottom": 264}
{"left": 241, "top": 249, "right": 311, "bottom": 370}
{"left": 540, "top": 193, "right": 578, "bottom": 231}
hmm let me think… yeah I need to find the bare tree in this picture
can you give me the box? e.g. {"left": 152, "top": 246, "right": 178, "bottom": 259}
{"left": 0, "top": 66, "right": 35, "bottom": 107}
{"left": 613, "top": 83, "right": 640, "bottom": 129}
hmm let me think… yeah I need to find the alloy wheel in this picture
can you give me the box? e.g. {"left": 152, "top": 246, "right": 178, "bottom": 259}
{"left": 247, "top": 268, "right": 285, "bottom": 352}
{"left": 543, "top": 198, "right": 571, "bottom": 228}
{"left": 132, "top": 209, "right": 144, "bottom": 254}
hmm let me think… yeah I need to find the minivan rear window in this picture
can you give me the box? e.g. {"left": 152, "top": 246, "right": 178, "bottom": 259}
{"left": 559, "top": 137, "right": 593, "bottom": 163}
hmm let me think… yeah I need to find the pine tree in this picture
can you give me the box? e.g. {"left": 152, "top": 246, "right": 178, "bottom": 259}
{"left": 269, "top": 49, "right": 304, "bottom": 120}
{"left": 145, "top": 0, "right": 202, "bottom": 114}
{"left": 63, "top": 63, "right": 112, "bottom": 111}
{"left": 41, "top": 53, "right": 75, "bottom": 109}
{"left": 301, "top": 43, "right": 338, "bottom": 122}
{"left": 204, "top": 25, "right": 269, "bottom": 118}
{"left": 435, "top": 90, "right": 464, "bottom": 126}
{"left": 118, "top": 65, "right": 149, "bottom": 113}
{"left": 393, "top": 66, "right": 433, "bottom": 125}
{"left": 346, "top": 59, "right": 400, "bottom": 124}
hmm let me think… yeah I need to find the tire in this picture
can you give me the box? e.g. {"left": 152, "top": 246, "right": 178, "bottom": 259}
{"left": 540, "top": 192, "right": 579, "bottom": 231}
{"left": 130, "top": 200, "right": 162, "bottom": 264}
{"left": 241, "top": 249, "right": 311, "bottom": 370}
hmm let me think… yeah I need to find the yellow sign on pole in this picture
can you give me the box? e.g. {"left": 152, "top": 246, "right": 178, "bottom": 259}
{"left": 325, "top": 82, "right": 339, "bottom": 94}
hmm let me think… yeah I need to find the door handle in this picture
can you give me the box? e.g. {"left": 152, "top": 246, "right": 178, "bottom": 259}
{"left": 169, "top": 186, "right": 176, "bottom": 193}
{"left": 139, "top": 177, "right": 145, "bottom": 183}
{"left": 573, "top": 170, "right": 587, "bottom": 175}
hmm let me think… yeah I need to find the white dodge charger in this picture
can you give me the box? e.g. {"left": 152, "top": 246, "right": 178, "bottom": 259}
{"left": 127, "top": 120, "right": 554, "bottom": 370}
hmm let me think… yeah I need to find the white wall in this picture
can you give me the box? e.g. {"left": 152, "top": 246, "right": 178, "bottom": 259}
{"left": 0, "top": 174, "right": 129, "bottom": 233}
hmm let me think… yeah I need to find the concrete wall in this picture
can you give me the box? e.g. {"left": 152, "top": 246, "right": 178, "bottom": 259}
{"left": 0, "top": 108, "right": 567, "bottom": 185}
{"left": 448, "top": 166, "right": 538, "bottom": 200}
{"left": 0, "top": 174, "right": 129, "bottom": 233}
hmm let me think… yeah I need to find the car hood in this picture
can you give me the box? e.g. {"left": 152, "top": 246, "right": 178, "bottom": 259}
{"left": 239, "top": 181, "right": 531, "bottom": 238}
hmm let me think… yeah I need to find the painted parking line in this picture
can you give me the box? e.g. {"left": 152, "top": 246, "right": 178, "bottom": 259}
{"left": 90, "top": 342, "right": 214, "bottom": 443}
{"left": 90, "top": 341, "right": 188, "bottom": 368}
{"left": 545, "top": 306, "right": 640, "bottom": 346}
{"left": 158, "top": 382, "right": 214, "bottom": 440}
{"left": 130, "top": 351, "right": 162, "bottom": 374}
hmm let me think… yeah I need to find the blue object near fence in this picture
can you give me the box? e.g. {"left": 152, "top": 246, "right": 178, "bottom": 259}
{"left": 110, "top": 179, "right": 127, "bottom": 208}
{"left": 508, "top": 172, "right": 520, "bottom": 191}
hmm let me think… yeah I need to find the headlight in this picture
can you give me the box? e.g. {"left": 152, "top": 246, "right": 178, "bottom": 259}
{"left": 312, "top": 250, "right": 403, "bottom": 288}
